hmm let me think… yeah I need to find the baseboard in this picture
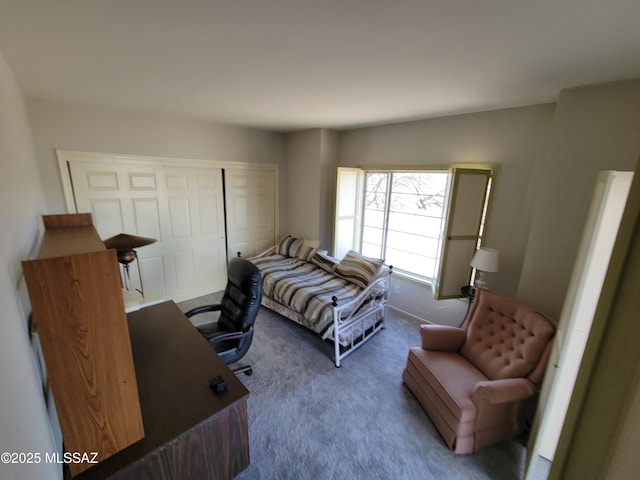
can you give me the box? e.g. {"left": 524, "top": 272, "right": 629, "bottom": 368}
{"left": 387, "top": 305, "right": 434, "bottom": 325}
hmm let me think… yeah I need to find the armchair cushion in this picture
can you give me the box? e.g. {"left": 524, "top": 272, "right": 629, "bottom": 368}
{"left": 460, "top": 288, "right": 556, "bottom": 381}
{"left": 406, "top": 348, "right": 485, "bottom": 424}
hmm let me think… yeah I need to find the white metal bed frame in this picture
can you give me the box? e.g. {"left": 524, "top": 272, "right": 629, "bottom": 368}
{"left": 250, "top": 248, "right": 391, "bottom": 367}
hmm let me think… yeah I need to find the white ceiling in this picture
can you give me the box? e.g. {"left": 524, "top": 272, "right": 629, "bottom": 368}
{"left": 0, "top": 0, "right": 639, "bottom": 132}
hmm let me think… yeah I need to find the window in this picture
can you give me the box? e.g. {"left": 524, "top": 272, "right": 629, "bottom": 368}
{"left": 361, "top": 171, "right": 448, "bottom": 281}
{"left": 334, "top": 167, "right": 493, "bottom": 299}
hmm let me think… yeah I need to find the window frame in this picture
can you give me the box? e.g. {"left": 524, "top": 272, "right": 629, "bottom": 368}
{"left": 360, "top": 169, "right": 450, "bottom": 283}
{"left": 334, "top": 165, "right": 494, "bottom": 298}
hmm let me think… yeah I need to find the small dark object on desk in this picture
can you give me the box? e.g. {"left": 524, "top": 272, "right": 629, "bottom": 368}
{"left": 210, "top": 375, "right": 228, "bottom": 393}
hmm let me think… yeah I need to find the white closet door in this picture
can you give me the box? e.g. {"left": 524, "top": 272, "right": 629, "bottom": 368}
{"left": 161, "top": 166, "right": 227, "bottom": 300}
{"left": 67, "top": 156, "right": 227, "bottom": 302}
{"left": 225, "top": 168, "right": 277, "bottom": 260}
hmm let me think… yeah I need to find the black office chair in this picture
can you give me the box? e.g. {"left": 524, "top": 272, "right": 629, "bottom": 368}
{"left": 185, "top": 257, "right": 263, "bottom": 375}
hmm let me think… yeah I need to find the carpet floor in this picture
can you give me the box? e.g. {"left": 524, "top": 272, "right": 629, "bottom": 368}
{"left": 178, "top": 294, "right": 532, "bottom": 480}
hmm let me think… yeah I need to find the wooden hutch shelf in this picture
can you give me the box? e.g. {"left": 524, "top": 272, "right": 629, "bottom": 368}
{"left": 22, "top": 214, "right": 145, "bottom": 476}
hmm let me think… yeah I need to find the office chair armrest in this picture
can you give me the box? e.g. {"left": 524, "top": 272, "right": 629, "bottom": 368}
{"left": 185, "top": 304, "right": 222, "bottom": 318}
{"left": 207, "top": 326, "right": 254, "bottom": 344}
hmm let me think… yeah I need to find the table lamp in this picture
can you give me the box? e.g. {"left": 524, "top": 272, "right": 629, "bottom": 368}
{"left": 470, "top": 247, "right": 499, "bottom": 288}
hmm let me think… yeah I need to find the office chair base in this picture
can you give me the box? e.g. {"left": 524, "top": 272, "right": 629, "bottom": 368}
{"left": 233, "top": 365, "right": 253, "bottom": 376}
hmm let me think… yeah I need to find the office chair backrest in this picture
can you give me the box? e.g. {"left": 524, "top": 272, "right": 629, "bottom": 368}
{"left": 218, "top": 257, "right": 263, "bottom": 335}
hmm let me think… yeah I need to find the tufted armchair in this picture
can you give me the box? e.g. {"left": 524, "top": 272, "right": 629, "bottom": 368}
{"left": 402, "top": 288, "right": 556, "bottom": 454}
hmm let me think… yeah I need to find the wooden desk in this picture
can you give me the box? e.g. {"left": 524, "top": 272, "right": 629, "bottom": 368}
{"left": 71, "top": 301, "right": 250, "bottom": 480}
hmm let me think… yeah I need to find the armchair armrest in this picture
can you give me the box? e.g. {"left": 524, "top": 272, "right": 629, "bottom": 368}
{"left": 471, "top": 377, "right": 537, "bottom": 405}
{"left": 420, "top": 324, "right": 466, "bottom": 352}
{"left": 184, "top": 304, "right": 222, "bottom": 318}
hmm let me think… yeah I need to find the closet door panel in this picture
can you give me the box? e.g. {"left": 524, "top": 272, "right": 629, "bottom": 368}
{"left": 225, "top": 168, "right": 277, "bottom": 259}
{"left": 66, "top": 156, "right": 226, "bottom": 302}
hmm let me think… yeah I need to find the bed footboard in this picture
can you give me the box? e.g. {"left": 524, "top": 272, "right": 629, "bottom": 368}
{"left": 329, "top": 271, "right": 390, "bottom": 367}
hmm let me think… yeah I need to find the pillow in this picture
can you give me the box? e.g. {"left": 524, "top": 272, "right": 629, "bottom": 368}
{"left": 295, "top": 239, "right": 320, "bottom": 262}
{"left": 276, "top": 235, "right": 303, "bottom": 257}
{"left": 311, "top": 251, "right": 337, "bottom": 273}
{"left": 334, "top": 250, "right": 384, "bottom": 289}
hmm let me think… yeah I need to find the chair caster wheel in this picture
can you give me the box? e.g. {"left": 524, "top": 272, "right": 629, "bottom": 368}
{"left": 244, "top": 367, "right": 253, "bottom": 376}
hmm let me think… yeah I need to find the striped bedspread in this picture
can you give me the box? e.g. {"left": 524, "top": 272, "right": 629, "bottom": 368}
{"left": 250, "top": 254, "right": 363, "bottom": 339}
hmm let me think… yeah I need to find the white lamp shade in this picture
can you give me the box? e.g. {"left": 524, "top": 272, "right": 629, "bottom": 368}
{"left": 470, "top": 247, "right": 499, "bottom": 272}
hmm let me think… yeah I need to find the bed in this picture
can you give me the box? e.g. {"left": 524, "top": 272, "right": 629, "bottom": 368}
{"left": 248, "top": 237, "right": 391, "bottom": 367}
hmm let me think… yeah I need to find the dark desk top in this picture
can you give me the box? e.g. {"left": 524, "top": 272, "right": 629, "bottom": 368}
{"left": 72, "top": 300, "right": 250, "bottom": 480}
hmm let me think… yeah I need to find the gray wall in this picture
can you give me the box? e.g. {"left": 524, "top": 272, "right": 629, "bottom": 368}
{"left": 283, "top": 128, "right": 338, "bottom": 249}
{"left": 518, "top": 79, "right": 640, "bottom": 318}
{"left": 319, "top": 129, "right": 339, "bottom": 250}
{"left": 25, "top": 81, "right": 640, "bottom": 324}
{"left": 26, "top": 97, "right": 287, "bottom": 218}
{"left": 330, "top": 81, "right": 640, "bottom": 322}
{"left": 336, "top": 104, "right": 555, "bottom": 323}
{"left": 284, "top": 129, "right": 323, "bottom": 241}
{"left": 0, "top": 52, "right": 60, "bottom": 480}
